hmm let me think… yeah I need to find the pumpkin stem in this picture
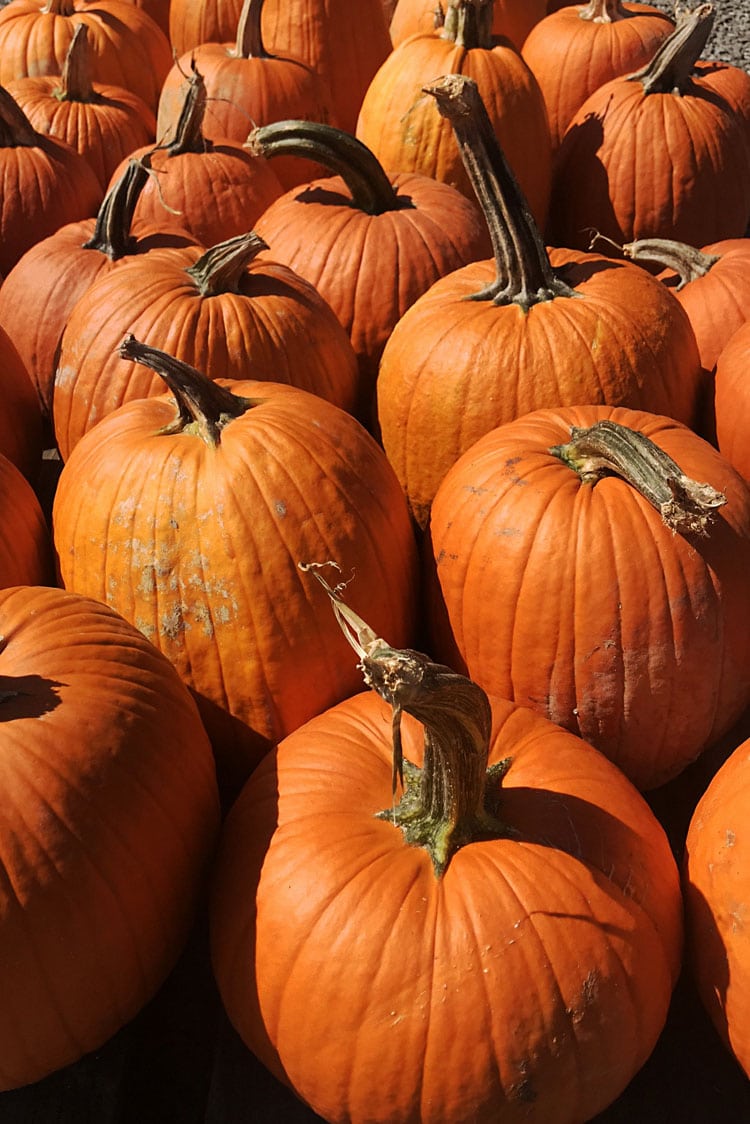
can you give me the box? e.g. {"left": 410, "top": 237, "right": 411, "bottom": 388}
{"left": 42, "top": 0, "right": 76, "bottom": 13}
{"left": 0, "top": 86, "right": 41, "bottom": 147}
{"left": 247, "top": 120, "right": 407, "bottom": 216}
{"left": 157, "top": 60, "right": 210, "bottom": 154}
{"left": 441, "top": 0, "right": 494, "bottom": 49}
{"left": 578, "top": 0, "right": 635, "bottom": 23}
{"left": 232, "top": 0, "right": 271, "bottom": 59}
{"left": 302, "top": 562, "right": 512, "bottom": 877}
{"left": 627, "top": 3, "right": 714, "bottom": 95}
{"left": 83, "top": 156, "right": 151, "bottom": 259}
{"left": 56, "top": 23, "right": 97, "bottom": 103}
{"left": 424, "top": 74, "right": 576, "bottom": 308}
{"left": 619, "top": 238, "right": 719, "bottom": 289}
{"left": 186, "top": 232, "right": 269, "bottom": 296}
{"left": 550, "top": 419, "right": 726, "bottom": 535}
{"left": 118, "top": 335, "right": 260, "bottom": 446}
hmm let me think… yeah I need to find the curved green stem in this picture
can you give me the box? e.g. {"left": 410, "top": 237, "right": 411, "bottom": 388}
{"left": 247, "top": 120, "right": 405, "bottom": 215}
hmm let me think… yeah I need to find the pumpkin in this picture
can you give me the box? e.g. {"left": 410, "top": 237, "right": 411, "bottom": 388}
{"left": 0, "top": 453, "right": 53, "bottom": 588}
{"left": 520, "top": 0, "right": 675, "bottom": 151}
{"left": 5, "top": 23, "right": 156, "bottom": 191}
{"left": 356, "top": 0, "right": 552, "bottom": 227}
{"left": 714, "top": 319, "right": 750, "bottom": 483}
{"left": 168, "top": 0, "right": 391, "bottom": 134}
{"left": 210, "top": 587, "right": 683, "bottom": 1123}
{"left": 0, "top": 0, "right": 172, "bottom": 114}
{"left": 52, "top": 338, "right": 418, "bottom": 795}
{"left": 0, "top": 156, "right": 197, "bottom": 426}
{"left": 52, "top": 233, "right": 360, "bottom": 460}
{"left": 549, "top": 4, "right": 750, "bottom": 251}
{"left": 0, "top": 584, "right": 219, "bottom": 1091}
{"left": 0, "top": 326, "right": 45, "bottom": 485}
{"left": 0, "top": 85, "right": 101, "bottom": 276}
{"left": 109, "top": 64, "right": 283, "bottom": 249}
{"left": 684, "top": 735, "right": 750, "bottom": 1081}
{"left": 376, "top": 74, "right": 703, "bottom": 529}
{"left": 426, "top": 405, "right": 750, "bottom": 790}
{"left": 157, "top": 0, "right": 336, "bottom": 190}
{"left": 390, "top": 0, "right": 548, "bottom": 51}
{"left": 250, "top": 118, "right": 492, "bottom": 419}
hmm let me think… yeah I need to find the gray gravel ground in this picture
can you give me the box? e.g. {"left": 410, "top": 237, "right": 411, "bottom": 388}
{"left": 647, "top": 0, "right": 749, "bottom": 69}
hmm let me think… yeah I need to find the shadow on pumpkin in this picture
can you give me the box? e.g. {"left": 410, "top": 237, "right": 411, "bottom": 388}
{"left": 0, "top": 675, "right": 63, "bottom": 720}
{"left": 548, "top": 109, "right": 618, "bottom": 253}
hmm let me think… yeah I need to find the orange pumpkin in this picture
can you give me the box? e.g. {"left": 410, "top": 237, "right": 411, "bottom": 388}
{"left": 376, "top": 75, "right": 703, "bottom": 528}
{"left": 426, "top": 405, "right": 750, "bottom": 790}
{"left": 357, "top": 0, "right": 552, "bottom": 227}
{"left": 53, "top": 338, "right": 419, "bottom": 794}
{"left": 210, "top": 603, "right": 683, "bottom": 1123}
{"left": 549, "top": 5, "right": 750, "bottom": 251}
{"left": 390, "top": 0, "right": 547, "bottom": 51}
{"left": 52, "top": 233, "right": 360, "bottom": 460}
{"left": 0, "top": 584, "right": 219, "bottom": 1091}
{"left": 6, "top": 24, "right": 156, "bottom": 191}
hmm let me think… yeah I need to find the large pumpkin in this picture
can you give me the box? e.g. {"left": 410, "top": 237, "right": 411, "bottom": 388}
{"left": 0, "top": 584, "right": 220, "bottom": 1091}
{"left": 210, "top": 598, "right": 683, "bottom": 1123}
{"left": 53, "top": 339, "right": 418, "bottom": 794}
{"left": 376, "top": 75, "right": 703, "bottom": 529}
{"left": 426, "top": 404, "right": 750, "bottom": 790}
{"left": 714, "top": 319, "right": 750, "bottom": 483}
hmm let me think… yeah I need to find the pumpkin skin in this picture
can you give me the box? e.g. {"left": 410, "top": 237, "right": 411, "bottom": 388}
{"left": 426, "top": 404, "right": 750, "bottom": 790}
{"left": 684, "top": 736, "right": 750, "bottom": 1081}
{"left": 0, "top": 584, "right": 220, "bottom": 1091}
{"left": 714, "top": 320, "right": 750, "bottom": 484}
{"left": 0, "top": 325, "right": 45, "bottom": 483}
{"left": 520, "top": 0, "right": 675, "bottom": 150}
{"left": 549, "top": 53, "right": 750, "bottom": 251}
{"left": 53, "top": 370, "right": 419, "bottom": 792}
{"left": 210, "top": 689, "right": 683, "bottom": 1124}
{"left": 377, "top": 247, "right": 703, "bottom": 528}
{"left": 356, "top": 25, "right": 552, "bottom": 228}
{"left": 52, "top": 238, "right": 360, "bottom": 461}
{"left": 0, "top": 0, "right": 173, "bottom": 114}
{"left": 390, "top": 0, "right": 547, "bottom": 50}
{"left": 0, "top": 454, "right": 54, "bottom": 589}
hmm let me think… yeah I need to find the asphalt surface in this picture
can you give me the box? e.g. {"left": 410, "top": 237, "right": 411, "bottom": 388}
{"left": 645, "top": 0, "right": 749, "bottom": 69}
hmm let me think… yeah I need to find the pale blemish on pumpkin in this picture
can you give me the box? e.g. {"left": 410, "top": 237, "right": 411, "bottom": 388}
{"left": 730, "top": 901, "right": 747, "bottom": 933}
{"left": 725, "top": 829, "right": 736, "bottom": 848}
{"left": 275, "top": 501, "right": 287, "bottom": 517}
{"left": 161, "top": 605, "right": 187, "bottom": 641}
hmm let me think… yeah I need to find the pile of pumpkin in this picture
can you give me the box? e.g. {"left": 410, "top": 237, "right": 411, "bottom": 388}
{"left": 0, "top": 0, "right": 749, "bottom": 1118}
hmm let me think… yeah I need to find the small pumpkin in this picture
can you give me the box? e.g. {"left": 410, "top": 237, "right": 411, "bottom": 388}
{"left": 549, "top": 4, "right": 750, "bottom": 251}
{"left": 210, "top": 587, "right": 683, "bottom": 1123}
{"left": 52, "top": 232, "right": 360, "bottom": 460}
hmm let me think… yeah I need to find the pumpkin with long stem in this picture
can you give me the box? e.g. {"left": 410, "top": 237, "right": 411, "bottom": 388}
{"left": 426, "top": 404, "right": 750, "bottom": 790}
{"left": 53, "top": 337, "right": 418, "bottom": 796}
{"left": 210, "top": 574, "right": 682, "bottom": 1123}
{"left": 0, "top": 0, "right": 172, "bottom": 115}
{"left": 0, "top": 155, "right": 197, "bottom": 424}
{"left": 375, "top": 73, "right": 703, "bottom": 529}
{"left": 157, "top": 0, "right": 336, "bottom": 190}
{"left": 250, "top": 117, "right": 492, "bottom": 418}
{"left": 357, "top": 0, "right": 552, "bottom": 225}
{"left": 109, "top": 64, "right": 283, "bottom": 250}
{"left": 549, "top": 3, "right": 750, "bottom": 251}
{"left": 390, "top": 0, "right": 547, "bottom": 51}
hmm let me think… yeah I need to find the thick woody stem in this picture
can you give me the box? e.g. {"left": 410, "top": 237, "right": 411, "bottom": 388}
{"left": 550, "top": 419, "right": 726, "bottom": 535}
{"left": 627, "top": 3, "right": 714, "bottom": 95}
